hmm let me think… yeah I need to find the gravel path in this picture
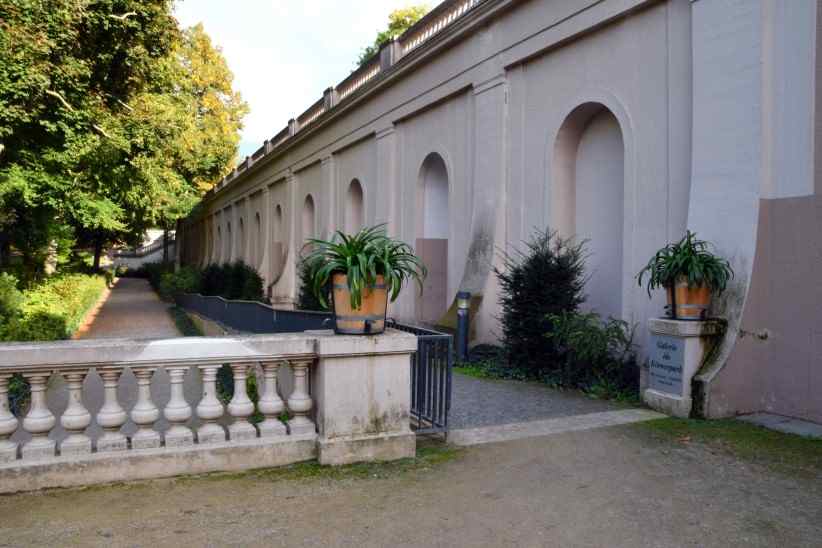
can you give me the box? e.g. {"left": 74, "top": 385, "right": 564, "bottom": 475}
{"left": 75, "top": 278, "right": 180, "bottom": 339}
{"left": 449, "top": 372, "right": 621, "bottom": 429}
{"left": 1, "top": 423, "right": 819, "bottom": 547}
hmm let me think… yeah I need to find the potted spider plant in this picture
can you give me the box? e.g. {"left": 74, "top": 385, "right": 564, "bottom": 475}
{"left": 303, "top": 225, "right": 427, "bottom": 335}
{"left": 637, "top": 230, "right": 733, "bottom": 320}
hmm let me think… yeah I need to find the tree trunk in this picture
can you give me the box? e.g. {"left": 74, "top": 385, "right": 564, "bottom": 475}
{"left": 0, "top": 240, "right": 9, "bottom": 268}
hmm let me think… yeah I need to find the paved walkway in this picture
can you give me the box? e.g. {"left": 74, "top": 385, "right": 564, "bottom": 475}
{"left": 2, "top": 421, "right": 819, "bottom": 547}
{"left": 75, "top": 278, "right": 180, "bottom": 339}
{"left": 449, "top": 373, "right": 621, "bottom": 430}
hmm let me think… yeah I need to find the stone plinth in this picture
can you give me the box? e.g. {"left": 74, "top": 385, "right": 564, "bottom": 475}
{"left": 312, "top": 329, "right": 417, "bottom": 465}
{"left": 643, "top": 318, "right": 723, "bottom": 418}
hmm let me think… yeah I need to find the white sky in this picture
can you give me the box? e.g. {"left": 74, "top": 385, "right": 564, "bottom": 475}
{"left": 174, "top": 1, "right": 442, "bottom": 158}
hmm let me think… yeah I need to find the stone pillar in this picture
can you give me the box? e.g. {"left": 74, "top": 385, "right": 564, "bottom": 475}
{"left": 196, "top": 365, "right": 226, "bottom": 444}
{"left": 258, "top": 361, "right": 287, "bottom": 438}
{"left": 21, "top": 374, "right": 55, "bottom": 460}
{"left": 375, "top": 126, "right": 397, "bottom": 234}
{"left": 312, "top": 329, "right": 417, "bottom": 465}
{"left": 96, "top": 369, "right": 128, "bottom": 452}
{"left": 130, "top": 368, "right": 161, "bottom": 449}
{"left": 227, "top": 363, "right": 257, "bottom": 441}
{"left": 643, "top": 318, "right": 723, "bottom": 418}
{"left": 163, "top": 367, "right": 194, "bottom": 447}
{"left": 379, "top": 38, "right": 402, "bottom": 71}
{"left": 59, "top": 371, "right": 92, "bottom": 456}
{"left": 287, "top": 359, "right": 315, "bottom": 437}
{"left": 321, "top": 155, "right": 336, "bottom": 238}
{"left": 0, "top": 374, "right": 19, "bottom": 463}
{"left": 323, "top": 87, "right": 338, "bottom": 111}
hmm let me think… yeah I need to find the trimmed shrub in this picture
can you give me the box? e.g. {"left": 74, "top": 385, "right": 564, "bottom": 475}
{"left": 141, "top": 262, "right": 174, "bottom": 291}
{"left": 159, "top": 266, "right": 202, "bottom": 301}
{"left": 0, "top": 274, "right": 107, "bottom": 342}
{"left": 225, "top": 261, "right": 263, "bottom": 301}
{"left": 495, "top": 229, "right": 587, "bottom": 377}
{"left": 200, "top": 264, "right": 228, "bottom": 296}
{"left": 547, "top": 311, "right": 639, "bottom": 399}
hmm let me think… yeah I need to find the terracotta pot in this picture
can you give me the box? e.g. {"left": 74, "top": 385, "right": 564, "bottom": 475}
{"left": 331, "top": 273, "right": 387, "bottom": 335}
{"left": 666, "top": 276, "right": 711, "bottom": 320}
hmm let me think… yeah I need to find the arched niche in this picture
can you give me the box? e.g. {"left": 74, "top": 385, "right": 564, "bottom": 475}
{"left": 416, "top": 152, "right": 450, "bottom": 324}
{"left": 302, "top": 194, "right": 316, "bottom": 245}
{"left": 226, "top": 221, "right": 233, "bottom": 263}
{"left": 551, "top": 102, "right": 626, "bottom": 320}
{"left": 254, "top": 212, "right": 262, "bottom": 270}
{"left": 271, "top": 204, "right": 285, "bottom": 279}
{"left": 238, "top": 217, "right": 245, "bottom": 264}
{"left": 346, "top": 179, "right": 364, "bottom": 233}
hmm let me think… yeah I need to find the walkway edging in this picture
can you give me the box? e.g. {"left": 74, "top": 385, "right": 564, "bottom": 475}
{"left": 448, "top": 409, "right": 665, "bottom": 446}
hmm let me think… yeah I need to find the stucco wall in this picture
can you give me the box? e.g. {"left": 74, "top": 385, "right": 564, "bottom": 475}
{"left": 698, "top": 0, "right": 822, "bottom": 423}
{"left": 177, "top": 0, "right": 820, "bottom": 421}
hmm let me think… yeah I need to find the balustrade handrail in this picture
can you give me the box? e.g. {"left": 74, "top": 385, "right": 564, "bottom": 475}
{"left": 200, "top": 0, "right": 491, "bottom": 204}
{"left": 0, "top": 334, "right": 315, "bottom": 372}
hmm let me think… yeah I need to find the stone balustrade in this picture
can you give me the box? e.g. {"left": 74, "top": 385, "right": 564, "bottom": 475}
{"left": 0, "top": 330, "right": 417, "bottom": 494}
{"left": 201, "top": 0, "right": 488, "bottom": 201}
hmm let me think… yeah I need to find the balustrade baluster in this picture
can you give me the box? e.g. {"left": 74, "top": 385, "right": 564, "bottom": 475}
{"left": 227, "top": 363, "right": 257, "bottom": 441}
{"left": 163, "top": 367, "right": 193, "bottom": 447}
{"left": 0, "top": 374, "right": 19, "bottom": 463}
{"left": 258, "top": 361, "right": 287, "bottom": 438}
{"left": 59, "top": 370, "right": 92, "bottom": 456}
{"left": 21, "top": 374, "right": 55, "bottom": 460}
{"left": 287, "top": 359, "right": 315, "bottom": 436}
{"left": 130, "top": 368, "right": 161, "bottom": 449}
{"left": 96, "top": 369, "right": 127, "bottom": 452}
{"left": 196, "top": 365, "right": 226, "bottom": 443}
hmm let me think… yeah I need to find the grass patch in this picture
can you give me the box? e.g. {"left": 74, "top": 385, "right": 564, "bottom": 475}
{"left": 169, "top": 306, "right": 203, "bottom": 337}
{"left": 181, "top": 439, "right": 462, "bottom": 485}
{"left": 454, "top": 363, "right": 498, "bottom": 380}
{"left": 637, "top": 417, "right": 822, "bottom": 477}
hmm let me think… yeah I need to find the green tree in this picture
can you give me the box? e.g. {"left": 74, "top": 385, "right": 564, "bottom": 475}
{"left": 0, "top": 0, "right": 179, "bottom": 279}
{"left": 0, "top": 3, "right": 246, "bottom": 275}
{"left": 356, "top": 5, "right": 430, "bottom": 67}
{"left": 131, "top": 24, "right": 248, "bottom": 260}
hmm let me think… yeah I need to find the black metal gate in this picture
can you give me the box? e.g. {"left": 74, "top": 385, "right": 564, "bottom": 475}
{"left": 388, "top": 320, "right": 453, "bottom": 435}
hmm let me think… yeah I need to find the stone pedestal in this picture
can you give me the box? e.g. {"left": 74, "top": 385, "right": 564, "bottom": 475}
{"left": 312, "top": 329, "right": 417, "bottom": 465}
{"left": 643, "top": 318, "right": 723, "bottom": 418}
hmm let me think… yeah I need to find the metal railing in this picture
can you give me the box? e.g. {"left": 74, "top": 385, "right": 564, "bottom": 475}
{"left": 388, "top": 320, "right": 452, "bottom": 435}
{"left": 176, "top": 294, "right": 453, "bottom": 434}
{"left": 113, "top": 236, "right": 176, "bottom": 259}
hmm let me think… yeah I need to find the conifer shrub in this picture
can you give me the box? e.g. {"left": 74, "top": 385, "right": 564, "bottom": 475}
{"left": 494, "top": 229, "right": 587, "bottom": 377}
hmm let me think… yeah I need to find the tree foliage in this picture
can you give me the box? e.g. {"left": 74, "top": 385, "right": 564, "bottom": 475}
{"left": 357, "top": 5, "right": 430, "bottom": 67}
{"left": 0, "top": 1, "right": 246, "bottom": 281}
{"left": 495, "top": 229, "right": 587, "bottom": 376}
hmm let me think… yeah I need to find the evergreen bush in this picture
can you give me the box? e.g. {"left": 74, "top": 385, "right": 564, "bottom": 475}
{"left": 0, "top": 274, "right": 106, "bottom": 341}
{"left": 547, "top": 311, "right": 639, "bottom": 399}
{"left": 495, "top": 229, "right": 587, "bottom": 377}
{"left": 158, "top": 266, "right": 201, "bottom": 300}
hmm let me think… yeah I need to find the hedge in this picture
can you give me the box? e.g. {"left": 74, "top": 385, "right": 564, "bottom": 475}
{"left": 0, "top": 274, "right": 107, "bottom": 342}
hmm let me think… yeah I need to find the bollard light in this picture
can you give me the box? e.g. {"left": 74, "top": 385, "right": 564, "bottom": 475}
{"left": 456, "top": 291, "right": 470, "bottom": 362}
